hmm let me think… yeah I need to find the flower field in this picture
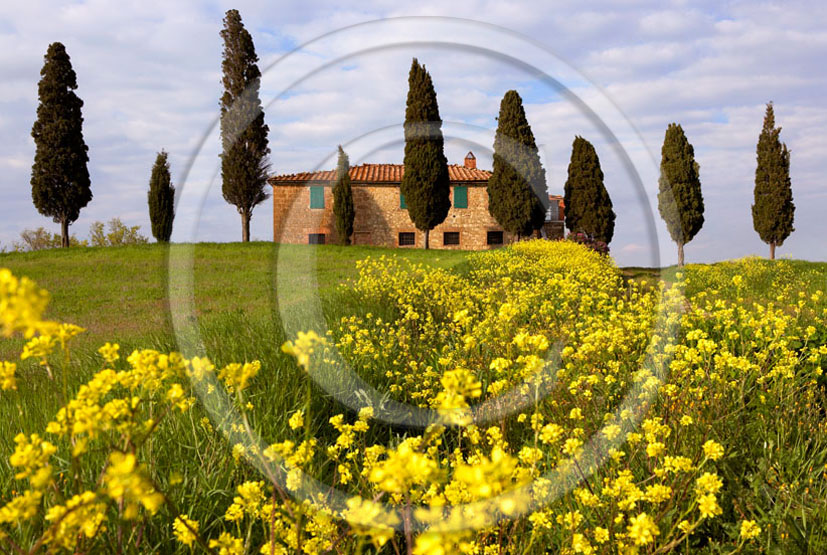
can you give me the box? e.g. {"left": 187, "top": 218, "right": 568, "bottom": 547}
{"left": 1, "top": 240, "right": 827, "bottom": 553}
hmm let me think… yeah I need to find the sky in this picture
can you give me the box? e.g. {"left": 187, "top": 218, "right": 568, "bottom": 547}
{"left": 1, "top": 0, "right": 826, "bottom": 267}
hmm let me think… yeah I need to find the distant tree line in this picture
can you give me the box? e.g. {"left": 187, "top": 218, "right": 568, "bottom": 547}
{"left": 26, "top": 11, "right": 795, "bottom": 263}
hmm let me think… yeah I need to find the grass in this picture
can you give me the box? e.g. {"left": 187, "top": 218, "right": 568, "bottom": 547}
{"left": 2, "top": 243, "right": 826, "bottom": 552}
{"left": 0, "top": 243, "right": 469, "bottom": 490}
{"left": 0, "top": 242, "right": 469, "bottom": 353}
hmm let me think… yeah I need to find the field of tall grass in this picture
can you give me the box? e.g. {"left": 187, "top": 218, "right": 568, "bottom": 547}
{"left": 1, "top": 241, "right": 826, "bottom": 553}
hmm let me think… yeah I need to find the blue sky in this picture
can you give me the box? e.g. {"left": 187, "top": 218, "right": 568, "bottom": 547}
{"left": 1, "top": 0, "right": 825, "bottom": 266}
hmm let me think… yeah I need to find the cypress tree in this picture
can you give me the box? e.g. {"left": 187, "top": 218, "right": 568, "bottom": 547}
{"left": 30, "top": 42, "right": 92, "bottom": 248}
{"left": 487, "top": 90, "right": 547, "bottom": 239}
{"left": 563, "top": 136, "right": 615, "bottom": 244}
{"left": 657, "top": 123, "right": 704, "bottom": 266}
{"left": 332, "top": 145, "right": 355, "bottom": 245}
{"left": 147, "top": 150, "right": 175, "bottom": 243}
{"left": 400, "top": 58, "right": 450, "bottom": 249}
{"left": 220, "top": 9, "right": 270, "bottom": 242}
{"left": 752, "top": 102, "right": 794, "bottom": 260}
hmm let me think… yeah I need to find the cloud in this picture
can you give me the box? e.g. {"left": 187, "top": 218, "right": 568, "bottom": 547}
{"left": 0, "top": 1, "right": 825, "bottom": 266}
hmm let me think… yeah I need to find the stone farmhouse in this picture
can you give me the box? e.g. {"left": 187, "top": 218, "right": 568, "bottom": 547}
{"left": 269, "top": 152, "right": 565, "bottom": 249}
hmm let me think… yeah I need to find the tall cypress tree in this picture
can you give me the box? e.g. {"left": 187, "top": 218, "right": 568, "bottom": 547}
{"left": 400, "top": 58, "right": 450, "bottom": 249}
{"left": 487, "top": 90, "right": 547, "bottom": 239}
{"left": 220, "top": 9, "right": 270, "bottom": 242}
{"left": 147, "top": 150, "right": 175, "bottom": 243}
{"left": 752, "top": 102, "right": 794, "bottom": 260}
{"left": 30, "top": 42, "right": 92, "bottom": 248}
{"left": 563, "top": 136, "right": 615, "bottom": 244}
{"left": 333, "top": 145, "right": 354, "bottom": 245}
{"left": 657, "top": 123, "right": 704, "bottom": 266}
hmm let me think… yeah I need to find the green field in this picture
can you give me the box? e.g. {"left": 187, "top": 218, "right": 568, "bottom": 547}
{"left": 2, "top": 243, "right": 827, "bottom": 553}
{"left": 0, "top": 242, "right": 469, "bottom": 351}
{"left": 0, "top": 245, "right": 468, "bottom": 478}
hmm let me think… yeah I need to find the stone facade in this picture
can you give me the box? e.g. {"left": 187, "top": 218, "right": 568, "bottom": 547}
{"left": 270, "top": 153, "right": 565, "bottom": 250}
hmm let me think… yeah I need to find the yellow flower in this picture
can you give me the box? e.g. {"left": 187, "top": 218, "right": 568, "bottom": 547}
{"left": 740, "top": 519, "right": 761, "bottom": 540}
{"left": 539, "top": 423, "right": 564, "bottom": 444}
{"left": 9, "top": 433, "right": 57, "bottom": 483}
{"left": 1, "top": 361, "right": 17, "bottom": 390}
{"left": 218, "top": 360, "right": 261, "bottom": 391}
{"left": 281, "top": 330, "right": 325, "bottom": 371}
{"left": 695, "top": 472, "right": 723, "bottom": 495}
{"left": 289, "top": 410, "right": 304, "bottom": 430}
{"left": 627, "top": 512, "right": 659, "bottom": 546}
{"left": 646, "top": 441, "right": 665, "bottom": 458}
{"left": 602, "top": 424, "right": 621, "bottom": 441}
{"left": 0, "top": 489, "right": 42, "bottom": 523}
{"left": 44, "top": 491, "right": 106, "bottom": 550}
{"left": 103, "top": 452, "right": 164, "bottom": 518}
{"left": 209, "top": 531, "right": 244, "bottom": 555}
{"left": 173, "top": 514, "right": 199, "bottom": 546}
{"left": 563, "top": 438, "right": 583, "bottom": 456}
{"left": 702, "top": 440, "right": 724, "bottom": 461}
{"left": 0, "top": 268, "right": 50, "bottom": 338}
{"left": 20, "top": 334, "right": 57, "bottom": 361}
{"left": 98, "top": 342, "right": 120, "bottom": 363}
{"left": 697, "top": 493, "right": 722, "bottom": 519}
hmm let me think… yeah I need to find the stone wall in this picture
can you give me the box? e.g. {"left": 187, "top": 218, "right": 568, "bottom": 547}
{"left": 272, "top": 183, "right": 564, "bottom": 249}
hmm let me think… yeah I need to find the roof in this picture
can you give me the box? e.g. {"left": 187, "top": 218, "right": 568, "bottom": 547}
{"left": 269, "top": 163, "right": 492, "bottom": 185}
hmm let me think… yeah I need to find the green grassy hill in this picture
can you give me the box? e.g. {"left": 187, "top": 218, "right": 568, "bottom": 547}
{"left": 2, "top": 243, "right": 827, "bottom": 552}
{"left": 0, "top": 242, "right": 469, "bottom": 353}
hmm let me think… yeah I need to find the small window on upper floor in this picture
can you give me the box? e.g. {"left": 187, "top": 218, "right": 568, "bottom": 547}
{"left": 310, "top": 186, "right": 325, "bottom": 209}
{"left": 400, "top": 192, "right": 407, "bottom": 209}
{"left": 453, "top": 186, "right": 468, "bottom": 209}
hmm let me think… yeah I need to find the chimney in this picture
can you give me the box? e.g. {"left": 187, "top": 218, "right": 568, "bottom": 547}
{"left": 464, "top": 151, "right": 476, "bottom": 169}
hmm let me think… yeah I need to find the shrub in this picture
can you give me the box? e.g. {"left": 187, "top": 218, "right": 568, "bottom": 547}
{"left": 12, "top": 227, "right": 86, "bottom": 251}
{"left": 566, "top": 230, "right": 609, "bottom": 255}
{"left": 89, "top": 218, "right": 148, "bottom": 247}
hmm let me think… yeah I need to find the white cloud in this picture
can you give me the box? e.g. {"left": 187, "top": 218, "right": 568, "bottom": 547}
{"left": 0, "top": 1, "right": 825, "bottom": 265}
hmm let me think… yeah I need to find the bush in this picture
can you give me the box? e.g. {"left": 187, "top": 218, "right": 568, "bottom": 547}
{"left": 566, "top": 230, "right": 609, "bottom": 255}
{"left": 12, "top": 227, "right": 86, "bottom": 251}
{"left": 89, "top": 218, "right": 148, "bottom": 247}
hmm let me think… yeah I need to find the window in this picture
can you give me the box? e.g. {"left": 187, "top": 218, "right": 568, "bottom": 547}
{"left": 400, "top": 192, "right": 407, "bottom": 209}
{"left": 308, "top": 233, "right": 325, "bottom": 245}
{"left": 398, "top": 232, "right": 415, "bottom": 246}
{"left": 487, "top": 231, "right": 504, "bottom": 245}
{"left": 443, "top": 232, "right": 460, "bottom": 246}
{"left": 545, "top": 199, "right": 560, "bottom": 221}
{"left": 453, "top": 186, "right": 468, "bottom": 209}
{"left": 310, "top": 186, "right": 325, "bottom": 209}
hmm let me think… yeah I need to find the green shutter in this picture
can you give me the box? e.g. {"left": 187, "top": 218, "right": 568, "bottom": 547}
{"left": 453, "top": 186, "right": 468, "bottom": 209}
{"left": 310, "top": 186, "right": 325, "bottom": 209}
{"left": 400, "top": 192, "right": 407, "bottom": 209}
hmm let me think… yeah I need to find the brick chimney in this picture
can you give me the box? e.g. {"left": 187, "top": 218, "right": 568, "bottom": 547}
{"left": 464, "top": 151, "right": 476, "bottom": 169}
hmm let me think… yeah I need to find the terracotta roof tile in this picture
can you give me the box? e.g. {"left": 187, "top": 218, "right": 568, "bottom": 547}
{"left": 269, "top": 163, "right": 493, "bottom": 185}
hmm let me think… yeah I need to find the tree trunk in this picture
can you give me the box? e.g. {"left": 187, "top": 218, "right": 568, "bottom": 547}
{"left": 61, "top": 219, "right": 70, "bottom": 248}
{"left": 677, "top": 242, "right": 684, "bottom": 267}
{"left": 241, "top": 211, "right": 250, "bottom": 242}
{"left": 769, "top": 242, "right": 776, "bottom": 260}
{"left": 424, "top": 229, "right": 429, "bottom": 250}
